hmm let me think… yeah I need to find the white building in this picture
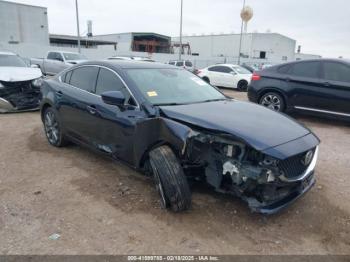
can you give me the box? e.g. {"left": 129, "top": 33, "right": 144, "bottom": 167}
{"left": 172, "top": 33, "right": 297, "bottom": 66}
{"left": 0, "top": 0, "right": 49, "bottom": 45}
{"left": 295, "top": 53, "right": 322, "bottom": 60}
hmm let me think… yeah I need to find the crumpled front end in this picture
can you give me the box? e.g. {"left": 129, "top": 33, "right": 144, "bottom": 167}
{"left": 183, "top": 131, "right": 320, "bottom": 214}
{"left": 0, "top": 80, "right": 42, "bottom": 113}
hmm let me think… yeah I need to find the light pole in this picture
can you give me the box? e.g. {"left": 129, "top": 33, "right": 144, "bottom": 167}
{"left": 179, "top": 0, "right": 183, "bottom": 61}
{"left": 237, "top": 0, "right": 246, "bottom": 65}
{"left": 75, "top": 0, "right": 81, "bottom": 53}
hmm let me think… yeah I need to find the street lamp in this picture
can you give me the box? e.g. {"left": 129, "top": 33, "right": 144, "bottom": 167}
{"left": 179, "top": 0, "right": 183, "bottom": 61}
{"left": 75, "top": 0, "right": 81, "bottom": 53}
{"left": 237, "top": 0, "right": 246, "bottom": 65}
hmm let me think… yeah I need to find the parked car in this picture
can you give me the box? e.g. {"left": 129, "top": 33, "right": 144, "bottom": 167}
{"left": 40, "top": 60, "right": 320, "bottom": 214}
{"left": 167, "top": 60, "right": 194, "bottom": 72}
{"left": 0, "top": 51, "right": 43, "bottom": 113}
{"left": 31, "top": 51, "right": 87, "bottom": 76}
{"left": 248, "top": 59, "right": 350, "bottom": 120}
{"left": 108, "top": 56, "right": 155, "bottom": 62}
{"left": 197, "top": 64, "right": 252, "bottom": 91}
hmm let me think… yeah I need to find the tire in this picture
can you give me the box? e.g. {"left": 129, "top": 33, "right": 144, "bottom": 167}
{"left": 43, "top": 107, "right": 69, "bottom": 147}
{"left": 202, "top": 77, "right": 210, "bottom": 84}
{"left": 149, "top": 146, "right": 191, "bottom": 212}
{"left": 259, "top": 92, "right": 285, "bottom": 112}
{"left": 237, "top": 80, "right": 248, "bottom": 91}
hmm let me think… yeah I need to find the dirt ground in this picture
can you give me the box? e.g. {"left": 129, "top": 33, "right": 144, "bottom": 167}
{"left": 0, "top": 90, "right": 349, "bottom": 255}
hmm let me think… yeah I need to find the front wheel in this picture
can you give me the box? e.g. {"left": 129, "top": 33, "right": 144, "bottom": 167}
{"left": 43, "top": 107, "right": 69, "bottom": 147}
{"left": 149, "top": 146, "right": 192, "bottom": 212}
{"left": 259, "top": 92, "right": 285, "bottom": 112}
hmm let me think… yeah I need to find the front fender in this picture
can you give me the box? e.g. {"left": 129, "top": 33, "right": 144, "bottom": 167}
{"left": 133, "top": 117, "right": 195, "bottom": 168}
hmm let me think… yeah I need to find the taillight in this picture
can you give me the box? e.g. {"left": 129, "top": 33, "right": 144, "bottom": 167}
{"left": 251, "top": 73, "right": 261, "bottom": 81}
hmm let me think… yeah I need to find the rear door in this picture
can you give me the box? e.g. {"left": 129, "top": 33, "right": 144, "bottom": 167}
{"left": 207, "top": 66, "right": 231, "bottom": 86}
{"left": 58, "top": 66, "right": 100, "bottom": 143}
{"left": 320, "top": 61, "right": 350, "bottom": 115}
{"left": 285, "top": 61, "right": 324, "bottom": 109}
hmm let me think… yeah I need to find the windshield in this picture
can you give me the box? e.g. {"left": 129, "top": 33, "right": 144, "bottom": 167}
{"left": 63, "top": 53, "right": 87, "bottom": 60}
{"left": 0, "top": 55, "right": 27, "bottom": 67}
{"left": 233, "top": 66, "right": 252, "bottom": 74}
{"left": 126, "top": 68, "right": 226, "bottom": 105}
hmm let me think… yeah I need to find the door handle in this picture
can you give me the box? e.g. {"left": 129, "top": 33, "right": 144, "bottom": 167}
{"left": 56, "top": 91, "right": 63, "bottom": 97}
{"left": 285, "top": 77, "right": 291, "bottom": 82}
{"left": 323, "top": 82, "right": 331, "bottom": 87}
{"left": 86, "top": 105, "right": 97, "bottom": 115}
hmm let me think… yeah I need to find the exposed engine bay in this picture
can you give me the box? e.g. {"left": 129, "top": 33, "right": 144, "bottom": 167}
{"left": 0, "top": 80, "right": 41, "bottom": 112}
{"left": 183, "top": 131, "right": 317, "bottom": 213}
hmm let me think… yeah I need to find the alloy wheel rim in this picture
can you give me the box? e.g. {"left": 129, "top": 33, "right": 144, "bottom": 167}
{"left": 44, "top": 111, "right": 60, "bottom": 144}
{"left": 261, "top": 94, "right": 281, "bottom": 111}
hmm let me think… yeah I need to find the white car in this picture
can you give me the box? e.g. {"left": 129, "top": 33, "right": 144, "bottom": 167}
{"left": 197, "top": 64, "right": 252, "bottom": 90}
{"left": 0, "top": 51, "right": 43, "bottom": 112}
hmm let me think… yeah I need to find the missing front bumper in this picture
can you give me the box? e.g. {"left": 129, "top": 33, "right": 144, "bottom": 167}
{"left": 246, "top": 172, "right": 316, "bottom": 214}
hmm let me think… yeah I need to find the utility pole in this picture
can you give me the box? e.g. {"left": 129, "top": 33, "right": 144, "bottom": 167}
{"left": 237, "top": 0, "right": 246, "bottom": 65}
{"left": 179, "top": 0, "right": 183, "bottom": 61}
{"left": 75, "top": 0, "right": 81, "bottom": 53}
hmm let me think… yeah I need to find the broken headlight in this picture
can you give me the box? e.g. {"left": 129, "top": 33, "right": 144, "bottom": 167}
{"left": 32, "top": 77, "right": 43, "bottom": 88}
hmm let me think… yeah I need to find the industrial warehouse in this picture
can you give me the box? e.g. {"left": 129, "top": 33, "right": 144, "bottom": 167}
{"left": 0, "top": 0, "right": 349, "bottom": 261}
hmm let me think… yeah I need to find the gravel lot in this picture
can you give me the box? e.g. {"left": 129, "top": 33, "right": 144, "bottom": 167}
{"left": 0, "top": 89, "right": 349, "bottom": 255}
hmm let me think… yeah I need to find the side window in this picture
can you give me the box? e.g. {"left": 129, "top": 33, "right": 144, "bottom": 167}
{"left": 169, "top": 61, "right": 175, "bottom": 65}
{"left": 290, "top": 62, "right": 320, "bottom": 78}
{"left": 69, "top": 66, "right": 99, "bottom": 93}
{"left": 323, "top": 62, "right": 350, "bottom": 83}
{"left": 176, "top": 61, "right": 184, "bottom": 67}
{"left": 47, "top": 52, "right": 57, "bottom": 60}
{"left": 95, "top": 68, "right": 126, "bottom": 95}
{"left": 208, "top": 66, "right": 232, "bottom": 73}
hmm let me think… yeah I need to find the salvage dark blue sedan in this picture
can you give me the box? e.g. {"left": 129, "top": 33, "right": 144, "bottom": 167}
{"left": 40, "top": 61, "right": 320, "bottom": 214}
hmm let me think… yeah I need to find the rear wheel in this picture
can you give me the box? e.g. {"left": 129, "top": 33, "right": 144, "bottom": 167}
{"left": 237, "top": 80, "right": 248, "bottom": 91}
{"left": 43, "top": 107, "right": 69, "bottom": 147}
{"left": 259, "top": 92, "right": 285, "bottom": 112}
{"left": 149, "top": 146, "right": 191, "bottom": 212}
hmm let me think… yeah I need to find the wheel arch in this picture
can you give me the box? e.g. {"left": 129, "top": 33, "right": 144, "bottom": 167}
{"left": 40, "top": 102, "right": 53, "bottom": 122}
{"left": 258, "top": 88, "right": 289, "bottom": 108}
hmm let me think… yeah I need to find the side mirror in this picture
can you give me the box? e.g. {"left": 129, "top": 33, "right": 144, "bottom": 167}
{"left": 230, "top": 71, "right": 237, "bottom": 75}
{"left": 101, "top": 91, "right": 125, "bottom": 106}
{"left": 31, "top": 64, "right": 39, "bottom": 68}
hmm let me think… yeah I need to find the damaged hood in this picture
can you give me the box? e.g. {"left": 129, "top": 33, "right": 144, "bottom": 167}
{"left": 160, "top": 100, "right": 311, "bottom": 152}
{"left": 0, "top": 67, "right": 42, "bottom": 82}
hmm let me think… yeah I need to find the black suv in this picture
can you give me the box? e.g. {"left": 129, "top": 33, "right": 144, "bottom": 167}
{"left": 248, "top": 59, "right": 350, "bottom": 120}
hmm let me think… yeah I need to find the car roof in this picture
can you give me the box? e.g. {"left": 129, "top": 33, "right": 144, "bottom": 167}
{"left": 210, "top": 64, "right": 240, "bottom": 68}
{"left": 76, "top": 60, "right": 177, "bottom": 70}
{"left": 0, "top": 51, "right": 16, "bottom": 56}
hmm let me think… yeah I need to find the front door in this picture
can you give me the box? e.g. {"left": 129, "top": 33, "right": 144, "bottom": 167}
{"left": 319, "top": 61, "right": 350, "bottom": 115}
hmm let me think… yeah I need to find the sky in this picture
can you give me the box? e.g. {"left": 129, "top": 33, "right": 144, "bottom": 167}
{"left": 5, "top": 0, "right": 350, "bottom": 58}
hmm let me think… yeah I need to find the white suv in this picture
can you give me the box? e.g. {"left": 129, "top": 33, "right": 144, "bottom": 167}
{"left": 197, "top": 64, "right": 252, "bottom": 91}
{"left": 167, "top": 60, "right": 194, "bottom": 72}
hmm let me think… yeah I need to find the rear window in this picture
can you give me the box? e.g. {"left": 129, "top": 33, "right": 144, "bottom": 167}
{"left": 278, "top": 64, "right": 292, "bottom": 74}
{"left": 290, "top": 62, "right": 320, "bottom": 78}
{"left": 185, "top": 61, "right": 193, "bottom": 67}
{"left": 69, "top": 66, "right": 99, "bottom": 93}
